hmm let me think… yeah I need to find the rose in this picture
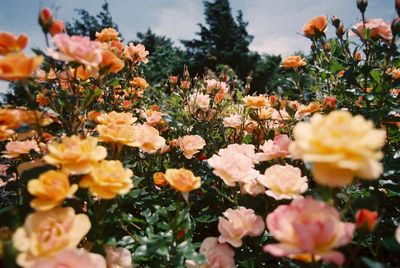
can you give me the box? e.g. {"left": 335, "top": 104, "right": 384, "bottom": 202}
{"left": 164, "top": 168, "right": 201, "bottom": 192}
{"left": 177, "top": 135, "right": 206, "bottom": 159}
{"left": 281, "top": 55, "right": 306, "bottom": 68}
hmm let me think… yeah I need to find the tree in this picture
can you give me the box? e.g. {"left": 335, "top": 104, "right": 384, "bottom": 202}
{"left": 66, "top": 1, "right": 118, "bottom": 40}
{"left": 182, "top": 0, "right": 257, "bottom": 79}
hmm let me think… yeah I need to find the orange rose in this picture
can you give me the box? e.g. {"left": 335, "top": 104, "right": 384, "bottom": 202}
{"left": 96, "top": 28, "right": 120, "bottom": 42}
{"left": 164, "top": 168, "right": 201, "bottom": 192}
{"left": 153, "top": 172, "right": 168, "bottom": 187}
{"left": 355, "top": 209, "right": 378, "bottom": 231}
{"left": 0, "top": 32, "right": 28, "bottom": 55}
{"left": 281, "top": 55, "right": 307, "bottom": 68}
{"left": 0, "top": 52, "right": 43, "bottom": 81}
{"left": 49, "top": 20, "right": 65, "bottom": 37}
{"left": 243, "top": 95, "right": 269, "bottom": 109}
{"left": 302, "top": 15, "right": 328, "bottom": 37}
{"left": 101, "top": 50, "right": 124, "bottom": 73}
{"left": 130, "top": 77, "right": 149, "bottom": 90}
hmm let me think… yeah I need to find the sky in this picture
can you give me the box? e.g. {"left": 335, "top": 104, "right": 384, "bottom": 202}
{"left": 0, "top": 0, "right": 395, "bottom": 91}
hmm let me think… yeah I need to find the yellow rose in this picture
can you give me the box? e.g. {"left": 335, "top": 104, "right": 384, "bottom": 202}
{"left": 96, "top": 111, "right": 137, "bottom": 126}
{"left": 12, "top": 207, "right": 91, "bottom": 267}
{"left": 97, "top": 123, "right": 138, "bottom": 147}
{"left": 290, "top": 111, "right": 386, "bottom": 187}
{"left": 164, "top": 168, "right": 201, "bottom": 192}
{"left": 28, "top": 170, "right": 78, "bottom": 211}
{"left": 43, "top": 136, "right": 107, "bottom": 175}
{"left": 80, "top": 160, "right": 133, "bottom": 199}
{"left": 243, "top": 95, "right": 270, "bottom": 109}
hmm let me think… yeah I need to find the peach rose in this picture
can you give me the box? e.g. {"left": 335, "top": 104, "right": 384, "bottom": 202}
{"left": 97, "top": 124, "right": 138, "bottom": 147}
{"left": 12, "top": 207, "right": 91, "bottom": 267}
{"left": 0, "top": 32, "right": 28, "bottom": 55}
{"left": 101, "top": 50, "right": 124, "bottom": 73}
{"left": 177, "top": 135, "right": 206, "bottom": 159}
{"left": 97, "top": 111, "right": 137, "bottom": 126}
{"left": 225, "top": 143, "right": 258, "bottom": 164}
{"left": 2, "top": 140, "right": 40, "bottom": 158}
{"left": 130, "top": 77, "right": 149, "bottom": 89}
{"left": 243, "top": 95, "right": 269, "bottom": 109}
{"left": 124, "top": 43, "right": 149, "bottom": 64}
{"left": 133, "top": 124, "right": 166, "bottom": 153}
{"left": 223, "top": 114, "right": 242, "bottom": 130}
{"left": 218, "top": 207, "right": 265, "bottom": 247}
{"left": 48, "top": 34, "right": 102, "bottom": 68}
{"left": 351, "top": 18, "right": 392, "bottom": 41}
{"left": 188, "top": 93, "right": 210, "bottom": 111}
{"left": 205, "top": 79, "right": 228, "bottom": 94}
{"left": 80, "top": 160, "right": 133, "bottom": 199}
{"left": 105, "top": 245, "right": 132, "bottom": 268}
{"left": 164, "top": 168, "right": 201, "bottom": 192}
{"left": 28, "top": 170, "right": 77, "bottom": 211}
{"left": 302, "top": 15, "right": 328, "bottom": 37}
{"left": 31, "top": 248, "right": 106, "bottom": 268}
{"left": 208, "top": 147, "right": 259, "bottom": 186}
{"left": 290, "top": 111, "right": 386, "bottom": 187}
{"left": 0, "top": 52, "right": 43, "bottom": 81}
{"left": 295, "top": 102, "right": 321, "bottom": 119}
{"left": 143, "top": 110, "right": 163, "bottom": 126}
{"left": 264, "top": 197, "right": 355, "bottom": 265}
{"left": 185, "top": 237, "right": 235, "bottom": 268}
{"left": 258, "top": 164, "right": 308, "bottom": 200}
{"left": 240, "top": 178, "right": 265, "bottom": 196}
{"left": 96, "top": 28, "right": 120, "bottom": 43}
{"left": 281, "top": 55, "right": 306, "bottom": 68}
{"left": 256, "top": 134, "right": 292, "bottom": 162}
{"left": 43, "top": 135, "right": 107, "bottom": 175}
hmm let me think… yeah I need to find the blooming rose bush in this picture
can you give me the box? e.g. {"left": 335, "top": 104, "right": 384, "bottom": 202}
{"left": 0, "top": 2, "right": 399, "bottom": 268}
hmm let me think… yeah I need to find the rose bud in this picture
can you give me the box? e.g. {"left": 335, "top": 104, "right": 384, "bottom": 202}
{"left": 322, "top": 96, "right": 337, "bottom": 110}
{"left": 357, "top": 0, "right": 368, "bottom": 13}
{"left": 39, "top": 8, "right": 53, "bottom": 30}
{"left": 355, "top": 209, "right": 378, "bottom": 231}
{"left": 49, "top": 19, "right": 65, "bottom": 37}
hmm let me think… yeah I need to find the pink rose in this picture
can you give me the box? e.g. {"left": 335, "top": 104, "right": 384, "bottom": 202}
{"left": 256, "top": 134, "right": 292, "bottom": 162}
{"left": 218, "top": 207, "right": 265, "bottom": 247}
{"left": 222, "top": 114, "right": 242, "bottom": 130}
{"left": 31, "top": 249, "right": 106, "bottom": 268}
{"left": 105, "top": 245, "right": 132, "bottom": 268}
{"left": 240, "top": 178, "right": 265, "bottom": 196}
{"left": 258, "top": 164, "right": 308, "bottom": 200}
{"left": 2, "top": 140, "right": 40, "bottom": 158}
{"left": 177, "top": 135, "right": 206, "bottom": 159}
{"left": 226, "top": 143, "right": 258, "bottom": 164}
{"left": 351, "top": 18, "right": 393, "bottom": 41}
{"left": 264, "top": 197, "right": 355, "bottom": 265}
{"left": 124, "top": 43, "right": 149, "bottom": 64}
{"left": 48, "top": 34, "right": 102, "bottom": 68}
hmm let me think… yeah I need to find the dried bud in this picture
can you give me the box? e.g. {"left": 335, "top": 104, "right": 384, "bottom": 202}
{"left": 392, "top": 17, "right": 400, "bottom": 37}
{"left": 331, "top": 16, "right": 341, "bottom": 28}
{"left": 336, "top": 24, "right": 345, "bottom": 38}
{"left": 357, "top": 0, "right": 368, "bottom": 14}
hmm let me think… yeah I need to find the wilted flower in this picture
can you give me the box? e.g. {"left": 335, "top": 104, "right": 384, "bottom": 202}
{"left": 105, "top": 246, "right": 132, "bottom": 268}
{"left": 218, "top": 207, "right": 265, "bottom": 247}
{"left": 177, "top": 135, "right": 206, "bottom": 159}
{"left": 31, "top": 249, "right": 106, "bottom": 268}
{"left": 290, "top": 111, "right": 385, "bottom": 187}
{"left": 80, "top": 160, "right": 133, "bottom": 199}
{"left": 12, "top": 207, "right": 91, "bottom": 267}
{"left": 258, "top": 164, "right": 308, "bottom": 200}
{"left": 256, "top": 134, "right": 292, "bottom": 162}
{"left": 264, "top": 197, "right": 355, "bottom": 265}
{"left": 28, "top": 170, "right": 77, "bottom": 211}
{"left": 0, "top": 32, "right": 28, "bottom": 55}
{"left": 164, "top": 168, "right": 201, "bottom": 192}
{"left": 281, "top": 55, "right": 307, "bottom": 68}
{"left": 0, "top": 52, "right": 43, "bottom": 81}
{"left": 43, "top": 136, "right": 107, "bottom": 175}
{"left": 2, "top": 140, "right": 40, "bottom": 158}
{"left": 303, "top": 15, "right": 328, "bottom": 37}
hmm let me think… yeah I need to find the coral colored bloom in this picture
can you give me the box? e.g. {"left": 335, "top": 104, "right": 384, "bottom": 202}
{"left": 101, "top": 50, "right": 124, "bottom": 73}
{"left": 153, "top": 172, "right": 168, "bottom": 187}
{"left": 48, "top": 34, "right": 102, "bottom": 68}
{"left": 322, "top": 96, "right": 337, "bottom": 109}
{"left": 130, "top": 77, "right": 149, "bottom": 89}
{"left": 0, "top": 52, "right": 43, "bottom": 81}
{"left": 0, "top": 32, "right": 28, "bottom": 55}
{"left": 355, "top": 209, "right": 378, "bottom": 231}
{"left": 31, "top": 248, "right": 106, "bottom": 268}
{"left": 264, "top": 197, "right": 355, "bottom": 265}
{"left": 258, "top": 164, "right": 308, "bottom": 200}
{"left": 243, "top": 95, "right": 269, "bottom": 109}
{"left": 164, "top": 168, "right": 201, "bottom": 192}
{"left": 223, "top": 114, "right": 242, "bottom": 130}
{"left": 351, "top": 18, "right": 393, "bottom": 41}
{"left": 96, "top": 28, "right": 120, "bottom": 43}
{"left": 218, "top": 207, "right": 264, "bottom": 247}
{"left": 303, "top": 15, "right": 328, "bottom": 37}
{"left": 124, "top": 43, "right": 149, "bottom": 64}
{"left": 290, "top": 111, "right": 386, "bottom": 187}
{"left": 105, "top": 246, "right": 132, "bottom": 268}
{"left": 97, "top": 111, "right": 137, "bottom": 126}
{"left": 133, "top": 124, "right": 166, "bottom": 153}
{"left": 12, "top": 207, "right": 91, "bottom": 267}
{"left": 281, "top": 55, "right": 307, "bottom": 68}
{"left": 80, "top": 160, "right": 133, "bottom": 199}
{"left": 49, "top": 20, "right": 65, "bottom": 36}
{"left": 2, "top": 140, "right": 40, "bottom": 158}
{"left": 43, "top": 136, "right": 107, "bottom": 175}
{"left": 177, "top": 135, "right": 206, "bottom": 159}
{"left": 185, "top": 237, "right": 235, "bottom": 268}
{"left": 256, "top": 134, "right": 292, "bottom": 162}
{"left": 28, "top": 170, "right": 77, "bottom": 211}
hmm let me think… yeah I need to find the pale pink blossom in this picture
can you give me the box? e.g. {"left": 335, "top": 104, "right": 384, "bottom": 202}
{"left": 124, "top": 43, "right": 149, "bottom": 64}
{"left": 226, "top": 143, "right": 258, "bottom": 164}
{"left": 218, "top": 207, "right": 265, "bottom": 247}
{"left": 2, "top": 140, "right": 40, "bottom": 158}
{"left": 133, "top": 124, "right": 166, "bottom": 153}
{"left": 223, "top": 114, "right": 242, "bottom": 130}
{"left": 240, "top": 178, "right": 265, "bottom": 196}
{"left": 256, "top": 134, "right": 292, "bottom": 162}
{"left": 105, "top": 246, "right": 132, "bottom": 268}
{"left": 30, "top": 249, "right": 106, "bottom": 268}
{"left": 205, "top": 79, "right": 228, "bottom": 93}
{"left": 188, "top": 93, "right": 210, "bottom": 111}
{"left": 48, "top": 34, "right": 102, "bottom": 68}
{"left": 264, "top": 197, "right": 355, "bottom": 265}
{"left": 185, "top": 237, "right": 235, "bottom": 268}
{"left": 351, "top": 18, "right": 393, "bottom": 41}
{"left": 177, "top": 135, "right": 206, "bottom": 159}
{"left": 143, "top": 110, "right": 163, "bottom": 127}
{"left": 258, "top": 164, "right": 308, "bottom": 200}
